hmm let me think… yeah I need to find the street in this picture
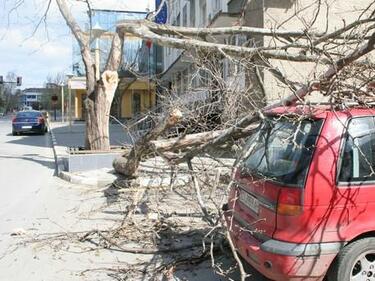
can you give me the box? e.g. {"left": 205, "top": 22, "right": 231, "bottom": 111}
{"left": 0, "top": 115, "right": 55, "bottom": 224}
{"left": 0, "top": 115, "right": 268, "bottom": 281}
{"left": 0, "top": 115, "right": 118, "bottom": 281}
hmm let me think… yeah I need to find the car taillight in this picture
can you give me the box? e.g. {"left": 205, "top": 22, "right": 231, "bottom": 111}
{"left": 12, "top": 117, "right": 16, "bottom": 123}
{"left": 277, "top": 188, "right": 303, "bottom": 216}
{"left": 38, "top": 117, "right": 45, "bottom": 124}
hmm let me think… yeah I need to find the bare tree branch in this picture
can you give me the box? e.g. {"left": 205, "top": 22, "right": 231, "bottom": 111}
{"left": 118, "top": 21, "right": 333, "bottom": 63}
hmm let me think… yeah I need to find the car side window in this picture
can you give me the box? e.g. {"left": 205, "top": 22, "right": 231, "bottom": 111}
{"left": 339, "top": 117, "right": 375, "bottom": 183}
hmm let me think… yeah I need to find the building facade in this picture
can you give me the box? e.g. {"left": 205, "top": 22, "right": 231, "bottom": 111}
{"left": 71, "top": 9, "right": 157, "bottom": 121}
{"left": 161, "top": 0, "right": 242, "bottom": 110}
{"left": 160, "top": 0, "right": 375, "bottom": 114}
{"left": 19, "top": 88, "right": 44, "bottom": 110}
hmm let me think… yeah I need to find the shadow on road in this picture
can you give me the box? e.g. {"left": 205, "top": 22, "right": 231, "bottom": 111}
{"left": 0, "top": 154, "right": 55, "bottom": 170}
{"left": 6, "top": 134, "right": 52, "bottom": 149}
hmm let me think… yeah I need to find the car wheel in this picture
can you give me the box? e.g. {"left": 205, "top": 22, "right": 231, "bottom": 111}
{"left": 12, "top": 131, "right": 16, "bottom": 136}
{"left": 328, "top": 238, "right": 375, "bottom": 281}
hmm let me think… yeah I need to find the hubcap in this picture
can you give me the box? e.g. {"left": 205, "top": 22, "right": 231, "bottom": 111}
{"left": 351, "top": 251, "right": 375, "bottom": 281}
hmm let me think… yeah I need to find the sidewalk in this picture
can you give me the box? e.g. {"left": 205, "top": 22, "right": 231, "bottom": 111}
{"left": 50, "top": 121, "right": 132, "bottom": 148}
{"left": 49, "top": 121, "right": 133, "bottom": 184}
{"left": 48, "top": 120, "right": 235, "bottom": 187}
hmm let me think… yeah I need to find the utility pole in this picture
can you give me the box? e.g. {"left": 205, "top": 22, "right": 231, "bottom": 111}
{"left": 61, "top": 83, "right": 64, "bottom": 122}
{"left": 67, "top": 76, "right": 73, "bottom": 132}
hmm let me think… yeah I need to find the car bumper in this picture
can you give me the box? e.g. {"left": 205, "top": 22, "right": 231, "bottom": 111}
{"left": 13, "top": 123, "right": 44, "bottom": 133}
{"left": 226, "top": 213, "right": 341, "bottom": 281}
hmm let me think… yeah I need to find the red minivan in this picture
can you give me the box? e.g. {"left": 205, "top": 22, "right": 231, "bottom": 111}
{"left": 225, "top": 105, "right": 375, "bottom": 281}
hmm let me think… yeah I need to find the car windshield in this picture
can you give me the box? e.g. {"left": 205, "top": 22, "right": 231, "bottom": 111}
{"left": 16, "top": 112, "right": 41, "bottom": 118}
{"left": 240, "top": 117, "right": 323, "bottom": 187}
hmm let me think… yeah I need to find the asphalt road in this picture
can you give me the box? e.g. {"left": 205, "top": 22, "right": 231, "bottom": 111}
{"left": 0, "top": 115, "right": 56, "bottom": 224}
{"left": 0, "top": 114, "right": 269, "bottom": 281}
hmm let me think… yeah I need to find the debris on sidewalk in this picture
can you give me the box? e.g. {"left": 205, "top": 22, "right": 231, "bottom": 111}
{"left": 8, "top": 155, "right": 244, "bottom": 281}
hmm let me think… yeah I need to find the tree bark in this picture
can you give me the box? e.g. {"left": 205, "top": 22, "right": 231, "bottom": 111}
{"left": 84, "top": 71, "right": 119, "bottom": 150}
{"left": 113, "top": 109, "right": 182, "bottom": 178}
{"left": 149, "top": 123, "right": 258, "bottom": 152}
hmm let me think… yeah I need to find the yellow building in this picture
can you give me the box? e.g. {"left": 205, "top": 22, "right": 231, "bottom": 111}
{"left": 70, "top": 77, "right": 156, "bottom": 120}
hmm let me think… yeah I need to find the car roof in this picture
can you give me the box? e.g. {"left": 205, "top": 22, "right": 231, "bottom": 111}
{"left": 265, "top": 105, "right": 375, "bottom": 119}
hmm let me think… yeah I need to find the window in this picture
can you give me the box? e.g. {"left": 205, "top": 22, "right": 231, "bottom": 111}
{"left": 190, "top": 0, "right": 195, "bottom": 27}
{"left": 339, "top": 117, "right": 375, "bottom": 183}
{"left": 214, "top": 0, "right": 221, "bottom": 12}
{"left": 183, "top": 4, "right": 188, "bottom": 26}
{"left": 176, "top": 13, "right": 181, "bottom": 26}
{"left": 16, "top": 112, "right": 42, "bottom": 118}
{"left": 241, "top": 118, "right": 322, "bottom": 187}
{"left": 199, "top": 0, "right": 206, "bottom": 27}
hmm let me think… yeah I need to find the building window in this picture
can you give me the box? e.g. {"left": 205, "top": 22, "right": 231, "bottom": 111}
{"left": 214, "top": 0, "right": 221, "bottom": 12}
{"left": 190, "top": 0, "right": 195, "bottom": 27}
{"left": 199, "top": 0, "right": 206, "bottom": 27}
{"left": 176, "top": 13, "right": 181, "bottom": 26}
{"left": 183, "top": 4, "right": 188, "bottom": 27}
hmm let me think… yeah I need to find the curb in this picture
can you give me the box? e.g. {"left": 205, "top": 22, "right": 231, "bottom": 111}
{"left": 48, "top": 123, "right": 118, "bottom": 186}
{"left": 57, "top": 169, "right": 190, "bottom": 187}
{"left": 49, "top": 123, "right": 67, "bottom": 177}
{"left": 58, "top": 170, "right": 110, "bottom": 186}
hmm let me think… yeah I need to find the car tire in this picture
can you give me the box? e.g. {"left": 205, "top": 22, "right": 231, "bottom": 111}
{"left": 327, "top": 238, "right": 375, "bottom": 281}
{"left": 12, "top": 131, "right": 16, "bottom": 136}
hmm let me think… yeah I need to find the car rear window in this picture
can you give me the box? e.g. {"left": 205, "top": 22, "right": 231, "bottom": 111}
{"left": 240, "top": 117, "right": 323, "bottom": 187}
{"left": 16, "top": 112, "right": 41, "bottom": 118}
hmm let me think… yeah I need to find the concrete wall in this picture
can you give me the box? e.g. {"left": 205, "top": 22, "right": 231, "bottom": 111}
{"left": 260, "top": 0, "right": 374, "bottom": 102}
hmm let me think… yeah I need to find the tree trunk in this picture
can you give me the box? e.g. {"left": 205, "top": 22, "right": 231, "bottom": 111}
{"left": 85, "top": 71, "right": 119, "bottom": 151}
{"left": 56, "top": 0, "right": 124, "bottom": 151}
{"left": 84, "top": 91, "right": 111, "bottom": 151}
{"left": 150, "top": 123, "right": 258, "bottom": 152}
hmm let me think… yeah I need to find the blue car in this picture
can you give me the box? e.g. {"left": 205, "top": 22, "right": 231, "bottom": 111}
{"left": 12, "top": 111, "right": 47, "bottom": 135}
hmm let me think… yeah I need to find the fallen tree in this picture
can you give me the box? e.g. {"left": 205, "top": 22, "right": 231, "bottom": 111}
{"left": 113, "top": 109, "right": 183, "bottom": 178}
{"left": 113, "top": 19, "right": 375, "bottom": 178}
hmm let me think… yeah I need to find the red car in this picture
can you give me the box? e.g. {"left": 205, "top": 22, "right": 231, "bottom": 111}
{"left": 225, "top": 105, "right": 375, "bottom": 281}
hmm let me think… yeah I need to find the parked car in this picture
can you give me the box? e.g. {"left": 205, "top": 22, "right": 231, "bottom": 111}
{"left": 12, "top": 110, "right": 47, "bottom": 135}
{"left": 224, "top": 105, "right": 375, "bottom": 281}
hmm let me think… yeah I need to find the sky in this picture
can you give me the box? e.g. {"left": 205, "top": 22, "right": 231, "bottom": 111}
{"left": 0, "top": 0, "right": 154, "bottom": 89}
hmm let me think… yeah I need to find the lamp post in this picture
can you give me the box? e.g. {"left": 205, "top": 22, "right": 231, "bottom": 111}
{"left": 60, "top": 82, "right": 64, "bottom": 122}
{"left": 66, "top": 74, "right": 74, "bottom": 132}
